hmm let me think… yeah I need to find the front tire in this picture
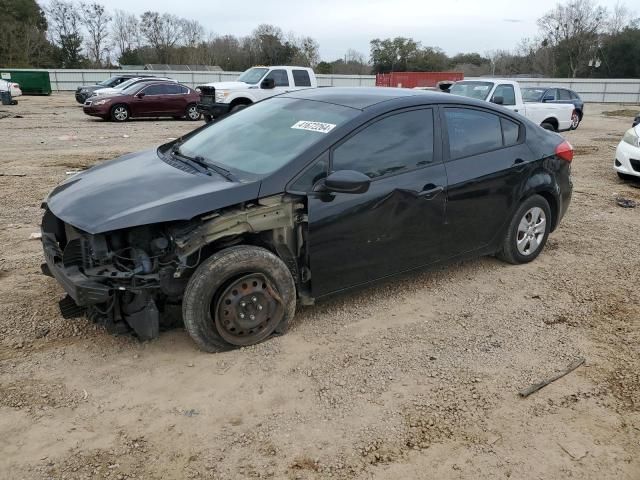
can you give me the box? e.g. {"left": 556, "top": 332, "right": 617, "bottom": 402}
{"left": 182, "top": 246, "right": 296, "bottom": 352}
{"left": 110, "top": 104, "right": 129, "bottom": 122}
{"left": 185, "top": 103, "right": 201, "bottom": 121}
{"left": 496, "top": 195, "right": 551, "bottom": 265}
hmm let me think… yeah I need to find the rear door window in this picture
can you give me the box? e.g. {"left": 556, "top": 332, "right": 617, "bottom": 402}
{"left": 501, "top": 117, "right": 521, "bottom": 146}
{"left": 265, "top": 69, "right": 290, "bottom": 87}
{"left": 165, "top": 84, "right": 182, "bottom": 95}
{"left": 545, "top": 89, "right": 558, "bottom": 101}
{"left": 444, "top": 108, "right": 504, "bottom": 159}
{"left": 293, "top": 70, "right": 312, "bottom": 87}
{"left": 142, "top": 84, "right": 168, "bottom": 95}
{"left": 332, "top": 109, "right": 435, "bottom": 179}
{"left": 558, "top": 89, "right": 572, "bottom": 101}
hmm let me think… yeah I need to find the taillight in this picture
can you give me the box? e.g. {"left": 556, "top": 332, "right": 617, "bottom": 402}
{"left": 555, "top": 140, "right": 573, "bottom": 162}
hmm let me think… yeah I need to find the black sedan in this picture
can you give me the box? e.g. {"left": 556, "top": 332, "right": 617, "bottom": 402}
{"left": 522, "top": 87, "right": 584, "bottom": 130}
{"left": 40, "top": 88, "right": 573, "bottom": 352}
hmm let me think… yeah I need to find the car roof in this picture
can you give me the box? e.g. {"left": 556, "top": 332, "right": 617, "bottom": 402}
{"left": 281, "top": 87, "right": 444, "bottom": 109}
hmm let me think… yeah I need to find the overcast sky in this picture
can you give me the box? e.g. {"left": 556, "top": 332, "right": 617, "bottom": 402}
{"left": 51, "top": 0, "right": 629, "bottom": 60}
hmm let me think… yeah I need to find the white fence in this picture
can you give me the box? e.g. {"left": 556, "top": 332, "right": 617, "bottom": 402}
{"left": 30, "top": 69, "right": 640, "bottom": 104}
{"left": 44, "top": 69, "right": 377, "bottom": 91}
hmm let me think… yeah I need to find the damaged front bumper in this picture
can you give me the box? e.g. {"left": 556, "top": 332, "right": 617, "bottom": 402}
{"left": 40, "top": 208, "right": 168, "bottom": 340}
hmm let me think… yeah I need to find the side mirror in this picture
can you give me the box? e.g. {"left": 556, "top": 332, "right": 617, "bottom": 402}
{"left": 260, "top": 78, "right": 276, "bottom": 89}
{"left": 136, "top": 91, "right": 145, "bottom": 99}
{"left": 321, "top": 170, "right": 371, "bottom": 194}
{"left": 491, "top": 95, "right": 504, "bottom": 105}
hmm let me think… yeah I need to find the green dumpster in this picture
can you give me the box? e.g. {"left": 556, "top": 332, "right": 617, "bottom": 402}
{"left": 0, "top": 70, "right": 52, "bottom": 95}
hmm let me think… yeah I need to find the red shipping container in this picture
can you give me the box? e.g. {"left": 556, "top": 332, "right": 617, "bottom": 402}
{"left": 376, "top": 71, "right": 464, "bottom": 88}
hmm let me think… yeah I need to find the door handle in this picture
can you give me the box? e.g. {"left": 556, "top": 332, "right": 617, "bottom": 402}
{"left": 417, "top": 185, "right": 444, "bottom": 199}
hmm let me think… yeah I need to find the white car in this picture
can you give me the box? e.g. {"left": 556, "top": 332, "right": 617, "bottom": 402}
{"left": 92, "top": 77, "right": 176, "bottom": 97}
{"left": 0, "top": 79, "right": 22, "bottom": 97}
{"left": 450, "top": 79, "right": 574, "bottom": 132}
{"left": 614, "top": 125, "right": 640, "bottom": 180}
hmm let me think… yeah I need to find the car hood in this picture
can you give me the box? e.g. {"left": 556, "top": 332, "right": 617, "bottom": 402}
{"left": 46, "top": 149, "right": 261, "bottom": 234}
{"left": 201, "top": 81, "right": 253, "bottom": 90}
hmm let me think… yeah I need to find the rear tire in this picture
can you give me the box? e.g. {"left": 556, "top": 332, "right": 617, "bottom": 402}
{"left": 570, "top": 111, "right": 581, "bottom": 130}
{"left": 496, "top": 195, "right": 551, "bottom": 265}
{"left": 110, "top": 104, "right": 129, "bottom": 122}
{"left": 182, "top": 246, "right": 296, "bottom": 353}
{"left": 230, "top": 104, "right": 248, "bottom": 113}
{"left": 541, "top": 122, "right": 555, "bottom": 132}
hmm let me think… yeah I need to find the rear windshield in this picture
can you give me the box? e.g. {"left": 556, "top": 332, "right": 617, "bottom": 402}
{"left": 178, "top": 97, "right": 359, "bottom": 175}
{"left": 450, "top": 81, "right": 494, "bottom": 100}
{"left": 522, "top": 88, "right": 545, "bottom": 102}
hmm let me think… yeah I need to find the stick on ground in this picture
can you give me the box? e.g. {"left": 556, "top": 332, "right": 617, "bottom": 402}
{"left": 519, "top": 357, "right": 585, "bottom": 398}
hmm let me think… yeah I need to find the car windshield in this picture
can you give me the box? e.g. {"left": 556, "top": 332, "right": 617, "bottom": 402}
{"left": 238, "top": 67, "right": 269, "bottom": 84}
{"left": 98, "top": 77, "right": 121, "bottom": 87}
{"left": 178, "top": 97, "right": 359, "bottom": 175}
{"left": 522, "top": 88, "right": 545, "bottom": 102}
{"left": 450, "top": 81, "right": 495, "bottom": 100}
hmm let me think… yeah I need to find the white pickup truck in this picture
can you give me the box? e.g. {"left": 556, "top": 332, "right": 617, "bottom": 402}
{"left": 450, "top": 79, "right": 574, "bottom": 132}
{"left": 196, "top": 66, "right": 317, "bottom": 122}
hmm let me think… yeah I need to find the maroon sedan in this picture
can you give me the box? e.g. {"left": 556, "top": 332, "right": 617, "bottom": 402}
{"left": 83, "top": 82, "right": 201, "bottom": 122}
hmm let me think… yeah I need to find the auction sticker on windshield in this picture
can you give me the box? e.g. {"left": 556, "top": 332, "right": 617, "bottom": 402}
{"left": 291, "top": 121, "right": 337, "bottom": 134}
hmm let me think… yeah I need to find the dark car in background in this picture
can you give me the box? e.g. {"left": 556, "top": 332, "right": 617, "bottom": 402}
{"left": 522, "top": 87, "right": 584, "bottom": 130}
{"left": 44, "top": 87, "right": 573, "bottom": 351}
{"left": 633, "top": 114, "right": 640, "bottom": 127}
{"left": 75, "top": 74, "right": 156, "bottom": 104}
{"left": 83, "top": 81, "right": 201, "bottom": 121}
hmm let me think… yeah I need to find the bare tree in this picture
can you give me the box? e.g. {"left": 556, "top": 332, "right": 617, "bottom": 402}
{"left": 538, "top": 0, "right": 607, "bottom": 77}
{"left": 112, "top": 10, "right": 140, "bottom": 61}
{"left": 46, "top": 0, "right": 85, "bottom": 67}
{"left": 181, "top": 19, "right": 204, "bottom": 48}
{"left": 80, "top": 2, "right": 111, "bottom": 66}
{"left": 140, "top": 11, "right": 184, "bottom": 63}
{"left": 607, "top": 1, "right": 636, "bottom": 34}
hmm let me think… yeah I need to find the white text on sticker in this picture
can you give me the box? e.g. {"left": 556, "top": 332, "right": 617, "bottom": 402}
{"left": 291, "top": 121, "right": 336, "bottom": 133}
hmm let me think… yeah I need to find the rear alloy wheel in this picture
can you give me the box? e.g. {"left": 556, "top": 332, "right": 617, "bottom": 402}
{"left": 185, "top": 103, "right": 201, "bottom": 121}
{"left": 110, "top": 104, "right": 129, "bottom": 122}
{"left": 182, "top": 246, "right": 296, "bottom": 352}
{"left": 570, "top": 111, "right": 581, "bottom": 130}
{"left": 497, "top": 195, "right": 551, "bottom": 265}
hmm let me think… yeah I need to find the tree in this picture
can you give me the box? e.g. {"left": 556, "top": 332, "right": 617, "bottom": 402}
{"left": 0, "top": 0, "right": 52, "bottom": 67}
{"left": 537, "top": 0, "right": 607, "bottom": 77}
{"left": 111, "top": 9, "right": 139, "bottom": 63}
{"left": 370, "top": 37, "right": 420, "bottom": 73}
{"left": 140, "top": 11, "right": 184, "bottom": 63}
{"left": 80, "top": 2, "right": 111, "bottom": 66}
{"left": 600, "top": 27, "right": 640, "bottom": 77}
{"left": 46, "top": 0, "right": 85, "bottom": 67}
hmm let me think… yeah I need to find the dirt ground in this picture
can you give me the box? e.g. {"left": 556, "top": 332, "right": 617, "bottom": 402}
{"left": 0, "top": 95, "right": 639, "bottom": 480}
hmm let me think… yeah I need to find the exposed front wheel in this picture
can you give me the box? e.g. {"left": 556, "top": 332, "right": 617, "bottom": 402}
{"left": 182, "top": 246, "right": 296, "bottom": 352}
{"left": 185, "top": 103, "right": 201, "bottom": 121}
{"left": 497, "top": 195, "right": 551, "bottom": 265}
{"left": 110, "top": 104, "right": 129, "bottom": 122}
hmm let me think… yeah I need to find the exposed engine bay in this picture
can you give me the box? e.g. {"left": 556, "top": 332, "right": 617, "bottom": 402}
{"left": 40, "top": 195, "right": 307, "bottom": 340}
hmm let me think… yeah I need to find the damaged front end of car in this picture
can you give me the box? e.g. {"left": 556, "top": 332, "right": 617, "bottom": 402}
{"left": 40, "top": 195, "right": 306, "bottom": 340}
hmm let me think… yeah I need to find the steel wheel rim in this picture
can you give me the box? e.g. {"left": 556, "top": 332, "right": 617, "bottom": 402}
{"left": 114, "top": 107, "right": 127, "bottom": 121}
{"left": 516, "top": 207, "right": 546, "bottom": 256}
{"left": 214, "top": 273, "right": 283, "bottom": 346}
{"left": 571, "top": 113, "right": 579, "bottom": 128}
{"left": 188, "top": 106, "right": 199, "bottom": 120}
